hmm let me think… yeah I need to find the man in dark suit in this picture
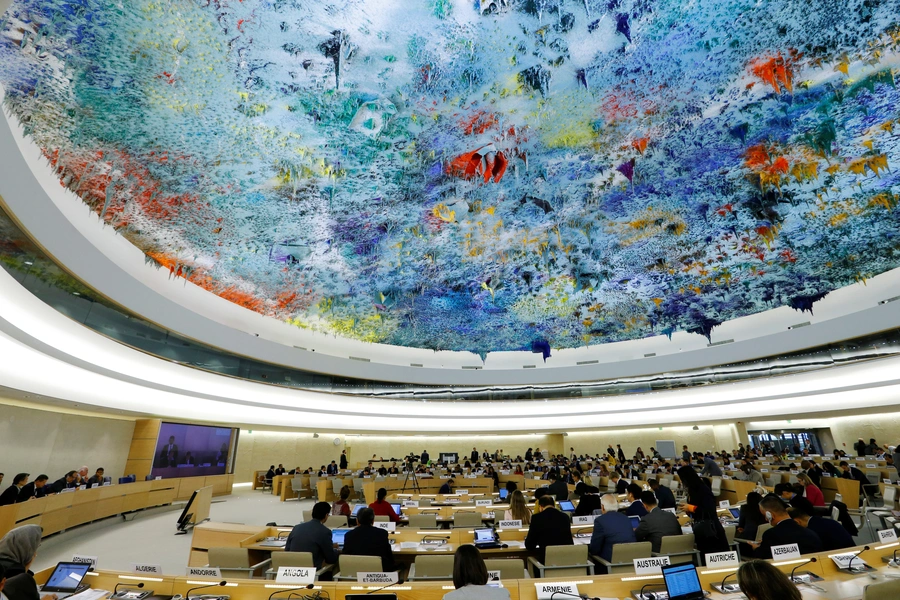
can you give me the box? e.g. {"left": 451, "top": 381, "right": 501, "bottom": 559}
{"left": 340, "top": 450, "right": 349, "bottom": 470}
{"left": 634, "top": 491, "right": 681, "bottom": 553}
{"left": 47, "top": 471, "right": 77, "bottom": 494}
{"left": 649, "top": 479, "right": 676, "bottom": 509}
{"left": 286, "top": 502, "right": 338, "bottom": 570}
{"left": 158, "top": 435, "right": 179, "bottom": 467}
{"left": 840, "top": 461, "right": 877, "bottom": 500}
{"left": 0, "top": 473, "right": 29, "bottom": 506}
{"left": 421, "top": 450, "right": 430, "bottom": 465}
{"left": 439, "top": 477, "right": 454, "bottom": 495}
{"left": 525, "top": 496, "right": 573, "bottom": 566}
{"left": 470, "top": 448, "right": 479, "bottom": 463}
{"left": 610, "top": 472, "right": 628, "bottom": 495}
{"left": 752, "top": 495, "right": 823, "bottom": 559}
{"left": 341, "top": 507, "right": 395, "bottom": 571}
{"left": 17, "top": 474, "right": 48, "bottom": 503}
{"left": 617, "top": 445, "right": 626, "bottom": 463}
{"left": 326, "top": 461, "right": 339, "bottom": 476}
{"left": 547, "top": 472, "right": 569, "bottom": 501}
{"left": 789, "top": 503, "right": 854, "bottom": 551}
{"left": 589, "top": 494, "right": 636, "bottom": 567}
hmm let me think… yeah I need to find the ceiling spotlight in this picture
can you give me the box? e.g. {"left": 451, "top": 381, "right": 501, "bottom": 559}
{"left": 692, "top": 425, "right": 699, "bottom": 430}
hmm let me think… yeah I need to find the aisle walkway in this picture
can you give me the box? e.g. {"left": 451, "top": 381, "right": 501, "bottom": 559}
{"left": 36, "top": 485, "right": 314, "bottom": 576}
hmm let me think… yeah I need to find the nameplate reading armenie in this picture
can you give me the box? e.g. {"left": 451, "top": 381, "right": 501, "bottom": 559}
{"left": 878, "top": 528, "right": 898, "bottom": 543}
{"left": 535, "top": 582, "right": 580, "bottom": 600}
{"left": 771, "top": 543, "right": 801, "bottom": 560}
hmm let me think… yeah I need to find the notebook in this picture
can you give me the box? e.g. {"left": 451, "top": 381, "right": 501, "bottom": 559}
{"left": 499, "top": 488, "right": 509, "bottom": 500}
{"left": 629, "top": 515, "right": 641, "bottom": 529}
{"left": 473, "top": 527, "right": 502, "bottom": 549}
{"left": 332, "top": 528, "right": 351, "bottom": 548}
{"left": 40, "top": 562, "right": 92, "bottom": 599}
{"left": 729, "top": 508, "right": 741, "bottom": 519}
{"left": 390, "top": 502, "right": 402, "bottom": 516}
{"left": 350, "top": 503, "right": 364, "bottom": 517}
{"left": 558, "top": 499, "right": 575, "bottom": 512}
{"left": 662, "top": 563, "right": 705, "bottom": 600}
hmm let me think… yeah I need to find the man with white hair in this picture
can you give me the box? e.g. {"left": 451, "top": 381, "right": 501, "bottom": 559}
{"left": 589, "top": 493, "right": 636, "bottom": 569}
{"left": 75, "top": 466, "right": 89, "bottom": 487}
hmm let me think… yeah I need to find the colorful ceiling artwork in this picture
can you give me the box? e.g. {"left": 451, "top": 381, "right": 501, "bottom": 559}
{"left": 2, "top": 1, "right": 899, "bottom": 358}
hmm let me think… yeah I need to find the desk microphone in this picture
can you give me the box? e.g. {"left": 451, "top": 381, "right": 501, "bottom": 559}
{"left": 790, "top": 556, "right": 817, "bottom": 581}
{"left": 277, "top": 530, "right": 291, "bottom": 539}
{"left": 719, "top": 571, "right": 738, "bottom": 591}
{"left": 267, "top": 585, "right": 313, "bottom": 600}
{"left": 549, "top": 592, "right": 598, "bottom": 600}
{"left": 639, "top": 583, "right": 664, "bottom": 600}
{"left": 114, "top": 582, "right": 144, "bottom": 596}
{"left": 890, "top": 548, "right": 900, "bottom": 566}
{"left": 421, "top": 535, "right": 450, "bottom": 544}
{"left": 574, "top": 527, "right": 592, "bottom": 537}
{"left": 185, "top": 580, "right": 227, "bottom": 599}
{"left": 847, "top": 546, "right": 870, "bottom": 572}
{"left": 365, "top": 579, "right": 402, "bottom": 594}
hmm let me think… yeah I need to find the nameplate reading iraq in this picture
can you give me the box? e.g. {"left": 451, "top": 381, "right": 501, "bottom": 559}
{"left": 186, "top": 567, "right": 222, "bottom": 578}
{"left": 634, "top": 556, "right": 670, "bottom": 575}
{"left": 572, "top": 515, "right": 593, "bottom": 525}
{"left": 132, "top": 563, "right": 163, "bottom": 575}
{"left": 770, "top": 543, "right": 801, "bottom": 560}
{"left": 276, "top": 566, "right": 315, "bottom": 584}
{"left": 535, "top": 582, "right": 579, "bottom": 600}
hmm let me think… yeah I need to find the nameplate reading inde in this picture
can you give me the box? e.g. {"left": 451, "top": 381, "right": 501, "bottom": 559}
{"left": 186, "top": 567, "right": 221, "bottom": 578}
{"left": 276, "top": 566, "right": 314, "bottom": 584}
{"left": 72, "top": 555, "right": 98, "bottom": 567}
{"left": 475, "top": 499, "right": 493, "bottom": 506}
{"left": 132, "top": 563, "right": 163, "bottom": 575}
{"left": 498, "top": 520, "right": 522, "bottom": 529}
{"left": 705, "top": 551, "right": 739, "bottom": 568}
{"left": 634, "top": 556, "right": 670, "bottom": 575}
{"left": 878, "top": 528, "right": 899, "bottom": 543}
{"left": 535, "top": 582, "right": 580, "bottom": 600}
{"left": 572, "top": 515, "right": 593, "bottom": 525}
{"left": 375, "top": 521, "right": 396, "bottom": 531}
{"left": 487, "top": 570, "right": 501, "bottom": 582}
{"left": 357, "top": 572, "right": 398, "bottom": 584}
{"left": 771, "top": 543, "right": 801, "bottom": 560}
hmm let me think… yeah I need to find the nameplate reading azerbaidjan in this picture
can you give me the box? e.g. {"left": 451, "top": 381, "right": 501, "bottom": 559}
{"left": 534, "top": 582, "right": 580, "bottom": 600}
{"left": 878, "top": 528, "right": 898, "bottom": 543}
{"left": 498, "top": 520, "right": 522, "bottom": 529}
{"left": 72, "top": 555, "right": 98, "bottom": 567}
{"left": 357, "top": 572, "right": 399, "bottom": 584}
{"left": 186, "top": 567, "right": 222, "bottom": 578}
{"left": 132, "top": 563, "right": 163, "bottom": 575}
{"left": 704, "top": 551, "right": 739, "bottom": 568}
{"left": 572, "top": 515, "right": 593, "bottom": 525}
{"left": 771, "top": 543, "right": 801, "bottom": 560}
{"left": 276, "top": 566, "right": 315, "bottom": 584}
{"left": 634, "top": 556, "right": 670, "bottom": 575}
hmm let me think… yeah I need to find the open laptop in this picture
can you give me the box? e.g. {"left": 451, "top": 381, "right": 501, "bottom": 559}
{"left": 629, "top": 515, "right": 641, "bottom": 529}
{"left": 729, "top": 508, "right": 741, "bottom": 519}
{"left": 40, "top": 562, "right": 91, "bottom": 599}
{"left": 390, "top": 502, "right": 402, "bottom": 516}
{"left": 350, "top": 503, "right": 365, "bottom": 518}
{"left": 558, "top": 499, "right": 575, "bottom": 513}
{"left": 473, "top": 527, "right": 502, "bottom": 549}
{"left": 499, "top": 488, "right": 509, "bottom": 500}
{"left": 332, "top": 528, "right": 351, "bottom": 549}
{"left": 661, "top": 563, "right": 705, "bottom": 600}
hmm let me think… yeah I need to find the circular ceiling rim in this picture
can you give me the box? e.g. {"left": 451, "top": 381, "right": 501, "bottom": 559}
{"left": 3, "top": 90, "right": 900, "bottom": 386}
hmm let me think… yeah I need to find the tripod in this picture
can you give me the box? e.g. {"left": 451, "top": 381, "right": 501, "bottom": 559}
{"left": 401, "top": 459, "right": 420, "bottom": 492}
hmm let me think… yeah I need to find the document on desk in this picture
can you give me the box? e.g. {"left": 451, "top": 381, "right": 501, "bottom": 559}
{"left": 503, "top": 540, "right": 525, "bottom": 548}
{"left": 399, "top": 542, "right": 419, "bottom": 550}
{"left": 69, "top": 590, "right": 110, "bottom": 600}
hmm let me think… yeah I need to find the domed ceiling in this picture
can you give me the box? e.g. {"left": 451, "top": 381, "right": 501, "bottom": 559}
{"left": 1, "top": 0, "right": 899, "bottom": 358}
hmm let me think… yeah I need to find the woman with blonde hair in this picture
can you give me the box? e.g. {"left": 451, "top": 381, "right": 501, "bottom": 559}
{"left": 796, "top": 472, "right": 824, "bottom": 506}
{"left": 503, "top": 489, "right": 532, "bottom": 525}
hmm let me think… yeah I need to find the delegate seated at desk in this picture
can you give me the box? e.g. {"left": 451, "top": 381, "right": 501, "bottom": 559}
{"left": 547, "top": 472, "right": 568, "bottom": 501}
{"left": 648, "top": 479, "right": 676, "bottom": 509}
{"left": 751, "top": 495, "right": 823, "bottom": 559}
{"left": 342, "top": 507, "right": 395, "bottom": 571}
{"left": 442, "top": 545, "right": 510, "bottom": 600}
{"left": 624, "top": 484, "right": 647, "bottom": 517}
{"left": 589, "top": 494, "right": 635, "bottom": 565}
{"left": 369, "top": 487, "right": 400, "bottom": 523}
{"left": 525, "top": 496, "right": 573, "bottom": 563}
{"left": 789, "top": 501, "right": 854, "bottom": 551}
{"left": 439, "top": 478, "right": 455, "bottom": 495}
{"left": 286, "top": 501, "right": 338, "bottom": 569}
{"left": 634, "top": 491, "right": 681, "bottom": 553}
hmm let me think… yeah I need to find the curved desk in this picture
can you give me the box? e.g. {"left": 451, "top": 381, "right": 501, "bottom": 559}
{"left": 0, "top": 474, "right": 234, "bottom": 539}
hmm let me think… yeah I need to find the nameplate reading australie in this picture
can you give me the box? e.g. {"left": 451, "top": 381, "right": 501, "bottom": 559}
{"left": 535, "top": 582, "right": 580, "bottom": 600}
{"left": 475, "top": 499, "right": 493, "bottom": 506}
{"left": 878, "top": 528, "right": 898, "bottom": 543}
{"left": 72, "top": 555, "right": 98, "bottom": 567}
{"left": 705, "top": 551, "right": 739, "bottom": 568}
{"left": 276, "top": 566, "right": 315, "bottom": 584}
{"left": 357, "top": 572, "right": 399, "bottom": 584}
{"left": 634, "top": 556, "right": 670, "bottom": 575}
{"left": 132, "top": 563, "right": 162, "bottom": 575}
{"left": 186, "top": 567, "right": 221, "bottom": 578}
{"left": 374, "top": 521, "right": 396, "bottom": 531}
{"left": 771, "top": 543, "right": 801, "bottom": 560}
{"left": 572, "top": 515, "right": 593, "bottom": 525}
{"left": 498, "top": 520, "right": 522, "bottom": 529}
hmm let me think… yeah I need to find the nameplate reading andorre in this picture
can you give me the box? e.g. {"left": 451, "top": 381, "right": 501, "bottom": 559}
{"left": 357, "top": 572, "right": 399, "bottom": 584}
{"left": 535, "top": 582, "right": 580, "bottom": 600}
{"left": 634, "top": 556, "right": 671, "bottom": 575}
{"left": 276, "top": 566, "right": 315, "bottom": 584}
{"left": 771, "top": 544, "right": 801, "bottom": 560}
{"left": 186, "top": 567, "right": 222, "bottom": 578}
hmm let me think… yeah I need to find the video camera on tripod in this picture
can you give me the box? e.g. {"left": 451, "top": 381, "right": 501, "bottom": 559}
{"left": 404, "top": 453, "right": 421, "bottom": 464}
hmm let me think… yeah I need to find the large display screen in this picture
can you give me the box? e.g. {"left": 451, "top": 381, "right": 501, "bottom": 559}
{"left": 151, "top": 422, "right": 237, "bottom": 479}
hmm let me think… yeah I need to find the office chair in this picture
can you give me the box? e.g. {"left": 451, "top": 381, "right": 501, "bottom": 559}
{"left": 265, "top": 552, "right": 332, "bottom": 580}
{"left": 207, "top": 547, "right": 271, "bottom": 579}
{"left": 592, "top": 541, "right": 653, "bottom": 574}
{"left": 484, "top": 558, "right": 529, "bottom": 580}
{"left": 407, "top": 555, "right": 455, "bottom": 581}
{"left": 654, "top": 534, "right": 699, "bottom": 565}
{"left": 333, "top": 555, "right": 384, "bottom": 581}
{"left": 529, "top": 545, "right": 594, "bottom": 578}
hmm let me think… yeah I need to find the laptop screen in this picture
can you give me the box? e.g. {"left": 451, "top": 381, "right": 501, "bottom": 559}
{"left": 332, "top": 528, "right": 350, "bottom": 546}
{"left": 474, "top": 528, "right": 495, "bottom": 543}
{"left": 729, "top": 508, "right": 741, "bottom": 519}
{"left": 350, "top": 503, "right": 364, "bottom": 517}
{"left": 629, "top": 515, "right": 641, "bottom": 529}
{"left": 390, "top": 503, "right": 402, "bottom": 516}
{"left": 499, "top": 488, "right": 509, "bottom": 500}
{"left": 44, "top": 563, "right": 91, "bottom": 591}
{"left": 662, "top": 563, "right": 703, "bottom": 600}
{"left": 558, "top": 500, "right": 575, "bottom": 512}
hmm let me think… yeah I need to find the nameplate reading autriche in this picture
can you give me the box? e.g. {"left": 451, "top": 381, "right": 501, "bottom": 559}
{"left": 132, "top": 563, "right": 162, "bottom": 575}
{"left": 878, "top": 528, "right": 898, "bottom": 543}
{"left": 498, "top": 520, "right": 522, "bottom": 529}
{"left": 705, "top": 551, "right": 739, "bottom": 568}
{"left": 475, "top": 499, "right": 493, "bottom": 506}
{"left": 634, "top": 556, "right": 670, "bottom": 575}
{"left": 771, "top": 543, "right": 801, "bottom": 560}
{"left": 276, "top": 566, "right": 314, "bottom": 584}
{"left": 535, "top": 582, "right": 580, "bottom": 600}
{"left": 572, "top": 515, "right": 593, "bottom": 525}
{"left": 72, "top": 555, "right": 98, "bottom": 567}
{"left": 375, "top": 521, "right": 396, "bottom": 531}
{"left": 186, "top": 567, "right": 222, "bottom": 578}
{"left": 357, "top": 572, "right": 399, "bottom": 584}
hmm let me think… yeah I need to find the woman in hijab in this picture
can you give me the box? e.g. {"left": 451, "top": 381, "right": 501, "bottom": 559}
{"left": 677, "top": 465, "right": 729, "bottom": 559}
{"left": 0, "top": 525, "right": 47, "bottom": 600}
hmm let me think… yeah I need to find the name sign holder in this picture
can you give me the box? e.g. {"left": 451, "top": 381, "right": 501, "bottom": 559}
{"left": 276, "top": 566, "right": 315, "bottom": 584}
{"left": 498, "top": 520, "right": 523, "bottom": 529}
{"left": 131, "top": 564, "right": 163, "bottom": 576}
{"left": 771, "top": 544, "right": 801, "bottom": 560}
{"left": 535, "top": 582, "right": 580, "bottom": 600}
{"left": 186, "top": 567, "right": 222, "bottom": 578}
{"left": 72, "top": 555, "right": 98, "bottom": 567}
{"left": 572, "top": 515, "right": 593, "bottom": 525}
{"left": 634, "top": 556, "right": 670, "bottom": 575}
{"left": 356, "top": 572, "right": 399, "bottom": 585}
{"left": 375, "top": 521, "right": 396, "bottom": 531}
